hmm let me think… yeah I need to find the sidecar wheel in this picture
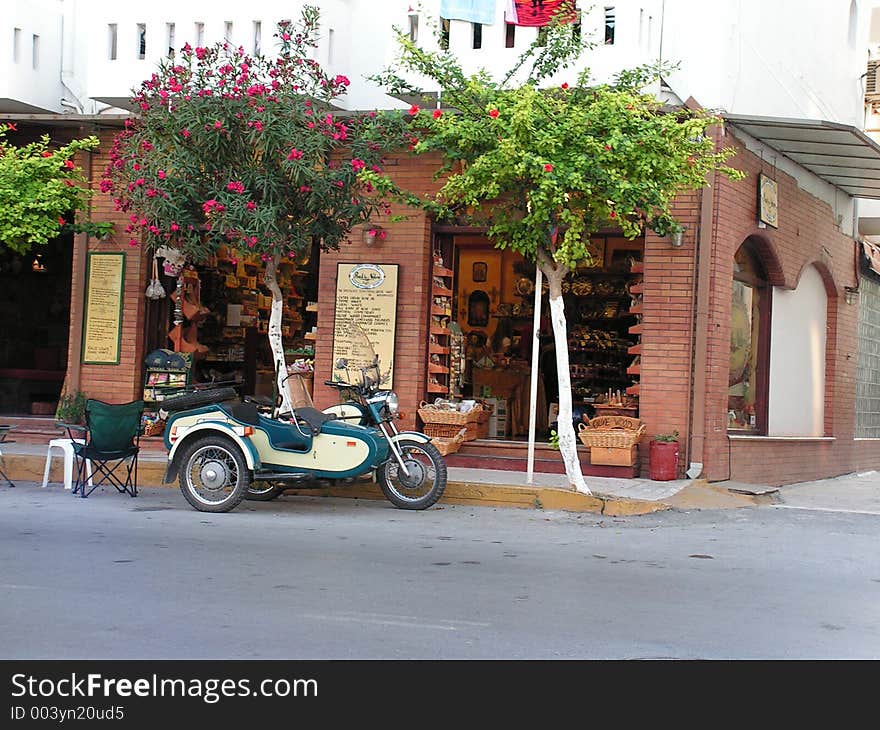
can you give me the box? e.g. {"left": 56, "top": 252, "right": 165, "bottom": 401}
{"left": 377, "top": 439, "right": 447, "bottom": 510}
{"left": 178, "top": 436, "right": 250, "bottom": 513}
{"left": 246, "top": 481, "right": 286, "bottom": 501}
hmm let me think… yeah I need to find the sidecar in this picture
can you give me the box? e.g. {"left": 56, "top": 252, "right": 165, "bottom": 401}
{"left": 160, "top": 389, "right": 389, "bottom": 512}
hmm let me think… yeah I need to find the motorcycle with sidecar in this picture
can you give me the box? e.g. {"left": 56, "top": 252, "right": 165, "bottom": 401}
{"left": 159, "top": 357, "right": 446, "bottom": 513}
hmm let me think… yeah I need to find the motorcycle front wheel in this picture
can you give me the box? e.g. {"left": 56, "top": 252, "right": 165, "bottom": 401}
{"left": 376, "top": 438, "right": 447, "bottom": 510}
{"left": 178, "top": 435, "right": 250, "bottom": 513}
{"left": 246, "top": 481, "right": 287, "bottom": 501}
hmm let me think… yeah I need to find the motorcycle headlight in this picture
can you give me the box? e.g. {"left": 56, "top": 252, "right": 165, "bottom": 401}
{"left": 386, "top": 392, "right": 399, "bottom": 415}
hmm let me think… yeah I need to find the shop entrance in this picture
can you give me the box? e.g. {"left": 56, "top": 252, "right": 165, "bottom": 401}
{"left": 141, "top": 243, "right": 319, "bottom": 427}
{"left": 0, "top": 233, "right": 73, "bottom": 415}
{"left": 430, "top": 231, "right": 642, "bottom": 444}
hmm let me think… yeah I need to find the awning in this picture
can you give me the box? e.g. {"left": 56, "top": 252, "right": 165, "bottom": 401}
{"left": 723, "top": 114, "right": 880, "bottom": 199}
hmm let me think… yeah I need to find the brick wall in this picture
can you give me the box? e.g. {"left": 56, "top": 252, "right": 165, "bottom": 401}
{"left": 698, "top": 131, "right": 878, "bottom": 485}
{"left": 68, "top": 129, "right": 148, "bottom": 405}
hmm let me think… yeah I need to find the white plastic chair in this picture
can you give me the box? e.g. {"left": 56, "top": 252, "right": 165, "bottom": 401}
{"left": 41, "top": 438, "right": 93, "bottom": 491}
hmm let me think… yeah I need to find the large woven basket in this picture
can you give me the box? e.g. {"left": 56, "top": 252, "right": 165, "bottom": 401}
{"left": 578, "top": 415, "right": 645, "bottom": 449}
{"left": 418, "top": 401, "right": 470, "bottom": 427}
{"left": 431, "top": 427, "right": 467, "bottom": 456}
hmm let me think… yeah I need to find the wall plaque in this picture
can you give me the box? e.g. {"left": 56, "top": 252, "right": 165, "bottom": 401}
{"left": 332, "top": 263, "right": 399, "bottom": 386}
{"left": 758, "top": 173, "right": 778, "bottom": 229}
{"left": 81, "top": 252, "right": 126, "bottom": 365}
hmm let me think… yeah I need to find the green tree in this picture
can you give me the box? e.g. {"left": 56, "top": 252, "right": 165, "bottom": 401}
{"left": 101, "top": 7, "right": 408, "bottom": 413}
{"left": 0, "top": 124, "right": 99, "bottom": 254}
{"left": 373, "top": 20, "right": 744, "bottom": 493}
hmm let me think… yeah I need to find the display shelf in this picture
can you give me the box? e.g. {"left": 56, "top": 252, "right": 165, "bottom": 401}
{"left": 626, "top": 384, "right": 640, "bottom": 396}
{"left": 628, "top": 323, "right": 643, "bottom": 335}
{"left": 430, "top": 324, "right": 451, "bottom": 336}
{"left": 629, "top": 302, "right": 643, "bottom": 315}
{"left": 304, "top": 332, "right": 317, "bottom": 340}
{"left": 627, "top": 343, "right": 642, "bottom": 355}
{"left": 433, "top": 266, "right": 454, "bottom": 278}
{"left": 427, "top": 259, "right": 454, "bottom": 398}
{"left": 428, "top": 363, "right": 450, "bottom": 374}
{"left": 630, "top": 261, "right": 644, "bottom": 274}
{"left": 626, "top": 363, "right": 640, "bottom": 376}
{"left": 629, "top": 282, "right": 644, "bottom": 295}
{"left": 427, "top": 382, "right": 449, "bottom": 393}
{"left": 431, "top": 304, "right": 452, "bottom": 316}
{"left": 428, "top": 344, "right": 450, "bottom": 354}
{"left": 432, "top": 285, "right": 453, "bottom": 298}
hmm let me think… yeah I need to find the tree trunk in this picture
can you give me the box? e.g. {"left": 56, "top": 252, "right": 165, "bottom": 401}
{"left": 264, "top": 254, "right": 294, "bottom": 415}
{"left": 541, "top": 262, "right": 590, "bottom": 495}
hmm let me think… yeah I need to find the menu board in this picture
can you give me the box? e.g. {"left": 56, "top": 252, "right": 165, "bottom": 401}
{"left": 81, "top": 252, "right": 126, "bottom": 364}
{"left": 332, "top": 263, "right": 399, "bottom": 387}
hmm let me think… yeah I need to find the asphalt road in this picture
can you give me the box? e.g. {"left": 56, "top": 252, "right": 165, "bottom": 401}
{"left": 1, "top": 481, "right": 878, "bottom": 659}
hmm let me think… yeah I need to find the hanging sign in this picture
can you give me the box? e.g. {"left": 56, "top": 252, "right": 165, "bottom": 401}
{"left": 758, "top": 173, "right": 778, "bottom": 229}
{"left": 81, "top": 252, "right": 126, "bottom": 365}
{"left": 332, "top": 263, "right": 399, "bottom": 387}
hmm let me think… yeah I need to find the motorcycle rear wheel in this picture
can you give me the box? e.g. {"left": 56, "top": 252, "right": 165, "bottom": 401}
{"left": 246, "top": 481, "right": 287, "bottom": 501}
{"left": 377, "top": 438, "right": 447, "bottom": 510}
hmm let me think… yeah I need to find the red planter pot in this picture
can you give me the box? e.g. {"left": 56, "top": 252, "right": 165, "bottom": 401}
{"left": 649, "top": 440, "right": 679, "bottom": 481}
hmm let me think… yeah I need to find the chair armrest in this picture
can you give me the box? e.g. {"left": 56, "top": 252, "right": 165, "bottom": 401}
{"left": 58, "top": 422, "right": 87, "bottom": 439}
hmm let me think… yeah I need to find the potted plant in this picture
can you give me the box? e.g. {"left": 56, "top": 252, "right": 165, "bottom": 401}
{"left": 649, "top": 430, "right": 680, "bottom": 481}
{"left": 55, "top": 389, "right": 87, "bottom": 426}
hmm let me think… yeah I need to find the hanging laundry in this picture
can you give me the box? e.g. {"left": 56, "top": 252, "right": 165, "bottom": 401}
{"left": 440, "top": 0, "right": 497, "bottom": 25}
{"left": 505, "top": 0, "right": 578, "bottom": 27}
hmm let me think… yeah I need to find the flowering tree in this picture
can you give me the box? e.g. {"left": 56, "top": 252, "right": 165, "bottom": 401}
{"left": 102, "top": 7, "right": 408, "bottom": 414}
{"left": 373, "top": 23, "right": 744, "bottom": 494}
{"left": 0, "top": 124, "right": 99, "bottom": 254}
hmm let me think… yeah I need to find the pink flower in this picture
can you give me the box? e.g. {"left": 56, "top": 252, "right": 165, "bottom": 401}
{"left": 544, "top": 164, "right": 554, "bottom": 172}
{"left": 214, "top": 120, "right": 223, "bottom": 129}
{"left": 409, "top": 104, "right": 420, "bottom": 116}
{"left": 181, "top": 128, "right": 191, "bottom": 138}
{"left": 299, "top": 185, "right": 312, "bottom": 193}
{"left": 135, "top": 178, "right": 146, "bottom": 186}
{"left": 334, "top": 74, "right": 350, "bottom": 86}
{"left": 350, "top": 158, "right": 366, "bottom": 172}
{"left": 157, "top": 170, "right": 166, "bottom": 179}
{"left": 432, "top": 109, "right": 442, "bottom": 119}
{"left": 489, "top": 109, "right": 500, "bottom": 118}
{"left": 226, "top": 181, "right": 245, "bottom": 194}
{"left": 287, "top": 148, "right": 304, "bottom": 160}
{"left": 170, "top": 223, "right": 179, "bottom": 231}
{"left": 335, "top": 180, "right": 344, "bottom": 187}
{"left": 129, "top": 239, "right": 139, "bottom": 247}
{"left": 246, "top": 201, "right": 257, "bottom": 210}
{"left": 281, "top": 33, "right": 291, "bottom": 40}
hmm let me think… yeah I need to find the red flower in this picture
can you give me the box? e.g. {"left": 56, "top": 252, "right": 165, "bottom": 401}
{"left": 489, "top": 109, "right": 500, "bottom": 118}
{"left": 214, "top": 120, "right": 223, "bottom": 129}
{"left": 181, "top": 128, "right": 191, "bottom": 138}
{"left": 609, "top": 210, "right": 616, "bottom": 218}
{"left": 287, "top": 148, "right": 303, "bottom": 160}
{"left": 41, "top": 151, "right": 52, "bottom": 158}
{"left": 408, "top": 104, "right": 420, "bottom": 116}
{"left": 561, "top": 83, "right": 569, "bottom": 90}
{"left": 350, "top": 158, "right": 366, "bottom": 172}
{"left": 544, "top": 163, "right": 554, "bottom": 172}
{"left": 432, "top": 109, "right": 443, "bottom": 119}
{"left": 226, "top": 181, "right": 245, "bottom": 194}
{"left": 604, "top": 145, "right": 612, "bottom": 151}
{"left": 62, "top": 160, "right": 75, "bottom": 170}
{"left": 6, "top": 123, "right": 17, "bottom": 131}
{"left": 58, "top": 217, "right": 66, "bottom": 226}
{"left": 246, "top": 201, "right": 257, "bottom": 210}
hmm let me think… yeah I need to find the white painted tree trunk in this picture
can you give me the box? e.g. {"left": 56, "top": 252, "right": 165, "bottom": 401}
{"left": 264, "top": 255, "right": 294, "bottom": 415}
{"left": 544, "top": 269, "right": 590, "bottom": 495}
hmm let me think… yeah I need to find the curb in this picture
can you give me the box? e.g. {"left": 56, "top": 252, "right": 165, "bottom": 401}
{"left": 1, "top": 452, "right": 670, "bottom": 516}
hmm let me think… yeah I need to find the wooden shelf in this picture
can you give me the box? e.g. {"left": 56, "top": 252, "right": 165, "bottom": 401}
{"left": 629, "top": 283, "right": 644, "bottom": 295}
{"left": 431, "top": 305, "right": 452, "bottom": 316}
{"left": 627, "top": 344, "right": 641, "bottom": 355}
{"left": 428, "top": 344, "right": 450, "bottom": 355}
{"left": 630, "top": 262, "right": 644, "bottom": 274}
{"left": 304, "top": 332, "right": 316, "bottom": 340}
{"left": 434, "top": 266, "right": 454, "bottom": 278}
{"left": 432, "top": 285, "right": 453, "bottom": 298}
{"left": 428, "top": 363, "right": 449, "bottom": 374}
{"left": 626, "top": 364, "right": 640, "bottom": 376}
{"left": 427, "top": 383, "right": 449, "bottom": 394}
{"left": 305, "top": 303, "right": 318, "bottom": 312}
{"left": 430, "top": 324, "right": 451, "bottom": 336}
{"left": 626, "top": 384, "right": 640, "bottom": 396}
{"left": 628, "top": 323, "right": 643, "bottom": 335}
{"left": 629, "top": 303, "right": 643, "bottom": 315}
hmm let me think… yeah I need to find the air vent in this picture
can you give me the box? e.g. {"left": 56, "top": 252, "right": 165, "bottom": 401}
{"left": 867, "top": 60, "right": 880, "bottom": 98}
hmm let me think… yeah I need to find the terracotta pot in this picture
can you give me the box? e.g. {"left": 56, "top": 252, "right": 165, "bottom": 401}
{"left": 649, "top": 440, "right": 679, "bottom": 481}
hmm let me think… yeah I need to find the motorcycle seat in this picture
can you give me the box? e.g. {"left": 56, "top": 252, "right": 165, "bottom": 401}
{"left": 223, "top": 401, "right": 261, "bottom": 426}
{"left": 294, "top": 407, "right": 336, "bottom": 436}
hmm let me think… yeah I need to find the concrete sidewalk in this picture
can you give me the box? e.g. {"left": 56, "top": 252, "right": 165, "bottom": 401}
{"left": 0, "top": 437, "right": 768, "bottom": 515}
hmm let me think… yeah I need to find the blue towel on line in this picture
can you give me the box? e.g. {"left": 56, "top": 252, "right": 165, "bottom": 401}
{"left": 440, "top": 0, "right": 497, "bottom": 25}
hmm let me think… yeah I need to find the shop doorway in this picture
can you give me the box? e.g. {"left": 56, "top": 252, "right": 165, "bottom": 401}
{"left": 0, "top": 232, "right": 73, "bottom": 415}
{"left": 430, "top": 231, "right": 643, "bottom": 442}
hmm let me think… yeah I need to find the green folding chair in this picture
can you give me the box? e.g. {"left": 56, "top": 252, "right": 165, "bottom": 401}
{"left": 67, "top": 399, "right": 144, "bottom": 498}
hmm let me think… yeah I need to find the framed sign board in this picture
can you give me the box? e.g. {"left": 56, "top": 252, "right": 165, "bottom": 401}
{"left": 758, "top": 173, "right": 778, "bottom": 229}
{"left": 81, "top": 252, "right": 126, "bottom": 365}
{"left": 332, "top": 263, "right": 399, "bottom": 387}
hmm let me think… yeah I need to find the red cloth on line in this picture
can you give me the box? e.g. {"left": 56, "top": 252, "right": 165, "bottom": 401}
{"left": 506, "top": 0, "right": 577, "bottom": 27}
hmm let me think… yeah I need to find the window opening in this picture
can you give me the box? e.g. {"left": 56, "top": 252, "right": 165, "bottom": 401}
{"left": 137, "top": 23, "right": 146, "bottom": 59}
{"left": 505, "top": 23, "right": 515, "bottom": 48}
{"left": 473, "top": 22, "right": 482, "bottom": 48}
{"left": 604, "top": 6, "right": 616, "bottom": 44}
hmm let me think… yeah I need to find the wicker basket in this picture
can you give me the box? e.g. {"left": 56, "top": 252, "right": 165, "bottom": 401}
{"left": 577, "top": 416, "right": 645, "bottom": 449}
{"left": 431, "top": 427, "right": 467, "bottom": 456}
{"left": 144, "top": 419, "right": 166, "bottom": 437}
{"left": 418, "top": 401, "right": 470, "bottom": 427}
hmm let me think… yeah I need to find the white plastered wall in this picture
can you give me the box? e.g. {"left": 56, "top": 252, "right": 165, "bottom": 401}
{"left": 768, "top": 265, "right": 828, "bottom": 436}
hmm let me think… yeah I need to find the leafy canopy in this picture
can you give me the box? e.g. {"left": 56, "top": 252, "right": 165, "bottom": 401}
{"left": 102, "top": 6, "right": 410, "bottom": 264}
{"left": 0, "top": 124, "right": 99, "bottom": 254}
{"left": 372, "top": 21, "right": 744, "bottom": 270}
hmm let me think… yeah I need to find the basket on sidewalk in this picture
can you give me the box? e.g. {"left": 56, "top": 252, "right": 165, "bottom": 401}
{"left": 430, "top": 427, "right": 468, "bottom": 456}
{"left": 577, "top": 415, "right": 645, "bottom": 449}
{"left": 419, "top": 401, "right": 474, "bottom": 440}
